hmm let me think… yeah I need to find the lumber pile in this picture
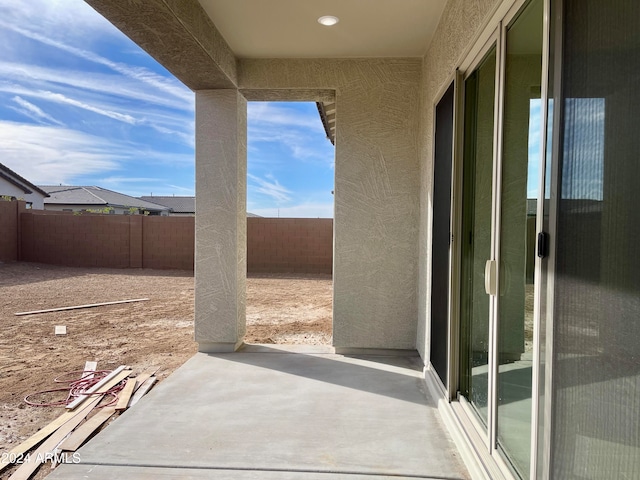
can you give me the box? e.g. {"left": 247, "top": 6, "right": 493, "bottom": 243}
{"left": 0, "top": 363, "right": 158, "bottom": 480}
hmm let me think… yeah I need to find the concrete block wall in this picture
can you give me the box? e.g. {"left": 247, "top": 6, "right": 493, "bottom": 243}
{"left": 0, "top": 200, "right": 25, "bottom": 262}
{"left": 143, "top": 216, "right": 194, "bottom": 270}
{"left": 21, "top": 212, "right": 131, "bottom": 268}
{"left": 8, "top": 210, "right": 329, "bottom": 273}
{"left": 247, "top": 218, "right": 333, "bottom": 274}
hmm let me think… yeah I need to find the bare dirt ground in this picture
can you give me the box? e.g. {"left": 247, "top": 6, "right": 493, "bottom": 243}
{"left": 0, "top": 262, "right": 332, "bottom": 478}
{"left": 245, "top": 273, "right": 332, "bottom": 345}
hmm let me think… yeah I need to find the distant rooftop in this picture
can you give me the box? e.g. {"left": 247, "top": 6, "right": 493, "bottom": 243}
{"left": 140, "top": 195, "right": 261, "bottom": 216}
{"left": 0, "top": 163, "right": 49, "bottom": 197}
{"left": 40, "top": 186, "right": 170, "bottom": 212}
{"left": 140, "top": 195, "right": 194, "bottom": 214}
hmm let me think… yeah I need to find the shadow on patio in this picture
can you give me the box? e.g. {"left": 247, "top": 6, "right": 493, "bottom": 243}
{"left": 48, "top": 346, "right": 469, "bottom": 480}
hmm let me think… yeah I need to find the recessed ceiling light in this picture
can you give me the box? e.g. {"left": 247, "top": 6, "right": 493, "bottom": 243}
{"left": 318, "top": 15, "right": 339, "bottom": 26}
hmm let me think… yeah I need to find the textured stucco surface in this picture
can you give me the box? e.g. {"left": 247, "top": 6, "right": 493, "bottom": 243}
{"left": 417, "top": 0, "right": 501, "bottom": 360}
{"left": 84, "top": 0, "right": 237, "bottom": 89}
{"left": 240, "top": 59, "right": 422, "bottom": 350}
{"left": 195, "top": 90, "right": 247, "bottom": 352}
{"left": 84, "top": 0, "right": 505, "bottom": 353}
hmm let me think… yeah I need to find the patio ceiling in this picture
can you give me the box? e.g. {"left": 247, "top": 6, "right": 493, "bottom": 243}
{"left": 83, "top": 0, "right": 440, "bottom": 145}
{"left": 196, "top": 0, "right": 448, "bottom": 58}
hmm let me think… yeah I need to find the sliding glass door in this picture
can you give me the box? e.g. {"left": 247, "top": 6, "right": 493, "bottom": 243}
{"left": 496, "top": 1, "right": 543, "bottom": 477}
{"left": 459, "top": 44, "right": 497, "bottom": 428}
{"left": 457, "top": 0, "right": 543, "bottom": 477}
{"left": 547, "top": 0, "right": 640, "bottom": 477}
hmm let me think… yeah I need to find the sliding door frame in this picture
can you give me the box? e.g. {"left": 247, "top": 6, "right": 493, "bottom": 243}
{"left": 429, "top": 73, "right": 461, "bottom": 398}
{"left": 452, "top": 25, "right": 501, "bottom": 453}
{"left": 443, "top": 0, "right": 554, "bottom": 478}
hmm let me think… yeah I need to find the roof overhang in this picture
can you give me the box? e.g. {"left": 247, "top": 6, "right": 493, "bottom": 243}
{"left": 316, "top": 101, "right": 336, "bottom": 145}
{"left": 84, "top": 1, "right": 447, "bottom": 89}
{"left": 0, "top": 163, "right": 49, "bottom": 197}
{"left": 83, "top": 1, "right": 445, "bottom": 146}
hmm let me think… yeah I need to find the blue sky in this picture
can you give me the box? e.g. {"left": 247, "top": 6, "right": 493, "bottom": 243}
{"left": 0, "top": 0, "right": 335, "bottom": 217}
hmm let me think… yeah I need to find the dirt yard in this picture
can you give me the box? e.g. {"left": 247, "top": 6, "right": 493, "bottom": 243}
{"left": 0, "top": 262, "right": 332, "bottom": 477}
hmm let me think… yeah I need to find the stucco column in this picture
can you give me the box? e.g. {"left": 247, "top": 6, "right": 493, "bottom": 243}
{"left": 195, "top": 89, "right": 247, "bottom": 353}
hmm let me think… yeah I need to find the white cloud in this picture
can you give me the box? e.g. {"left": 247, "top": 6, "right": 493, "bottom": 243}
{"left": 99, "top": 176, "right": 163, "bottom": 185}
{"left": 248, "top": 173, "right": 292, "bottom": 203}
{"left": 250, "top": 202, "right": 334, "bottom": 218}
{"left": 248, "top": 103, "right": 325, "bottom": 132}
{"left": 1, "top": 84, "right": 134, "bottom": 122}
{"left": 148, "top": 124, "right": 194, "bottom": 148}
{"left": 0, "top": 121, "right": 121, "bottom": 184}
{"left": 249, "top": 126, "right": 329, "bottom": 161}
{"left": 247, "top": 102, "right": 334, "bottom": 164}
{"left": 0, "top": 0, "right": 115, "bottom": 42}
{"left": 165, "top": 184, "right": 195, "bottom": 194}
{"left": 12, "top": 96, "right": 63, "bottom": 126}
{"left": 126, "top": 149, "right": 194, "bottom": 167}
{"left": 0, "top": 61, "right": 193, "bottom": 112}
{"left": 0, "top": 121, "right": 194, "bottom": 188}
{"left": 40, "top": 91, "right": 138, "bottom": 124}
{"left": 0, "top": 20, "right": 192, "bottom": 104}
{"left": 11, "top": 96, "right": 65, "bottom": 126}
{"left": 0, "top": 81, "right": 194, "bottom": 146}
{"left": 0, "top": 1, "right": 195, "bottom": 197}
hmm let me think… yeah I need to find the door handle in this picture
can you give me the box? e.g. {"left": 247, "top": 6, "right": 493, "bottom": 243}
{"left": 485, "top": 259, "right": 497, "bottom": 296}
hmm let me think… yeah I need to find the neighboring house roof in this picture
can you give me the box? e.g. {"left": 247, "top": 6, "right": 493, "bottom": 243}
{"left": 0, "top": 163, "right": 49, "bottom": 197}
{"left": 139, "top": 196, "right": 194, "bottom": 214}
{"left": 140, "top": 195, "right": 262, "bottom": 217}
{"left": 40, "top": 186, "right": 170, "bottom": 212}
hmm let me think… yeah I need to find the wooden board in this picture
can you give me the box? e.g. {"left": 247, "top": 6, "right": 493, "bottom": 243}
{"left": 58, "top": 407, "right": 116, "bottom": 452}
{"left": 8, "top": 398, "right": 99, "bottom": 480}
{"left": 115, "top": 378, "right": 137, "bottom": 411}
{"left": 66, "top": 366, "right": 128, "bottom": 410}
{"left": 0, "top": 395, "right": 102, "bottom": 474}
{"left": 15, "top": 298, "right": 149, "bottom": 316}
{"left": 130, "top": 366, "right": 159, "bottom": 392}
{"left": 133, "top": 373, "right": 152, "bottom": 390}
{"left": 129, "top": 377, "right": 157, "bottom": 407}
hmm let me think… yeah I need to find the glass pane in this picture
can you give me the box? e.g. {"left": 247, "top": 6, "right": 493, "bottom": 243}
{"left": 496, "top": 0, "right": 543, "bottom": 477}
{"left": 460, "top": 46, "right": 496, "bottom": 426}
{"left": 551, "top": 0, "right": 640, "bottom": 478}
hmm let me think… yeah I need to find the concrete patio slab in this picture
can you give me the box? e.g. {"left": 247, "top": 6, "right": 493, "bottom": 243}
{"left": 49, "top": 346, "right": 469, "bottom": 480}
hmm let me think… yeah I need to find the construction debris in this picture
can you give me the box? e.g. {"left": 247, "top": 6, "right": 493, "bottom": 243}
{"left": 0, "top": 364, "right": 159, "bottom": 479}
{"left": 65, "top": 365, "right": 129, "bottom": 410}
{"left": 114, "top": 378, "right": 137, "bottom": 411}
{"left": 83, "top": 361, "right": 97, "bottom": 379}
{"left": 15, "top": 298, "right": 150, "bottom": 316}
{"left": 129, "top": 376, "right": 157, "bottom": 407}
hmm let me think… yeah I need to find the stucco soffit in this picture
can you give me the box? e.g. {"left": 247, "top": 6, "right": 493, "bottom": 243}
{"left": 238, "top": 57, "right": 423, "bottom": 90}
{"left": 240, "top": 89, "right": 335, "bottom": 102}
{"left": 84, "top": 0, "right": 237, "bottom": 89}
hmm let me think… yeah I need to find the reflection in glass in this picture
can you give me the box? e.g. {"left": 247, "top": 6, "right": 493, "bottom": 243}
{"left": 551, "top": 0, "right": 640, "bottom": 478}
{"left": 460, "top": 46, "right": 496, "bottom": 426}
{"left": 497, "top": 0, "right": 543, "bottom": 476}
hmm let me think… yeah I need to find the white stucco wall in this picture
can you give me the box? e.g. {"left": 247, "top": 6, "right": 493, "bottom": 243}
{"left": 82, "top": 0, "right": 509, "bottom": 353}
{"left": 195, "top": 90, "right": 247, "bottom": 353}
{"left": 0, "top": 178, "right": 46, "bottom": 209}
{"left": 240, "top": 59, "right": 422, "bottom": 350}
{"left": 417, "top": 0, "right": 504, "bottom": 361}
